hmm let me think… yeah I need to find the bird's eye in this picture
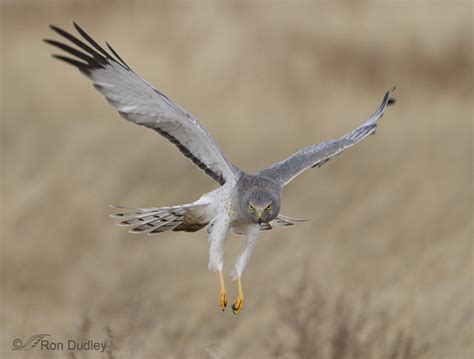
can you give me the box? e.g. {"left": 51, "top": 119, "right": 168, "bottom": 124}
{"left": 266, "top": 204, "right": 272, "bottom": 211}
{"left": 248, "top": 203, "right": 254, "bottom": 212}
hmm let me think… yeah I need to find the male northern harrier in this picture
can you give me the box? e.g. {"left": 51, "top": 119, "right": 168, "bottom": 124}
{"left": 45, "top": 23, "right": 395, "bottom": 314}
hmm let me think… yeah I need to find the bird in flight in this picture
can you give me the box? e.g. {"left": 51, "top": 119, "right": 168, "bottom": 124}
{"left": 45, "top": 23, "right": 395, "bottom": 315}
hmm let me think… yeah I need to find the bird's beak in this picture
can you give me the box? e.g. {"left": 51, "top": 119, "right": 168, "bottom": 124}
{"left": 257, "top": 210, "right": 262, "bottom": 224}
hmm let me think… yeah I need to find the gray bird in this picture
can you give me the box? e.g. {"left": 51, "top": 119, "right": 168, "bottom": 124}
{"left": 45, "top": 23, "right": 395, "bottom": 314}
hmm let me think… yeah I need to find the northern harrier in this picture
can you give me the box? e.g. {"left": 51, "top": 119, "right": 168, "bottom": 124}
{"left": 45, "top": 23, "right": 395, "bottom": 314}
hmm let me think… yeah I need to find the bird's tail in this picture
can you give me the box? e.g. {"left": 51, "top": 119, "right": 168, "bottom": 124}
{"left": 259, "top": 214, "right": 309, "bottom": 231}
{"left": 110, "top": 203, "right": 210, "bottom": 235}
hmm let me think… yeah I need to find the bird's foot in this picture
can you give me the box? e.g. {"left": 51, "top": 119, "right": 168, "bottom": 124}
{"left": 231, "top": 295, "right": 244, "bottom": 315}
{"left": 220, "top": 290, "right": 227, "bottom": 311}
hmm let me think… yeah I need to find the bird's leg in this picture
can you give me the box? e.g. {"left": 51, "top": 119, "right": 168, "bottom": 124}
{"left": 231, "top": 225, "right": 259, "bottom": 315}
{"left": 208, "top": 218, "right": 230, "bottom": 312}
{"left": 219, "top": 271, "right": 227, "bottom": 311}
{"left": 232, "top": 276, "right": 244, "bottom": 315}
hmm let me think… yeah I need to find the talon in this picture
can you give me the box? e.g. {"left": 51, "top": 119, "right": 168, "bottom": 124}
{"left": 232, "top": 296, "right": 244, "bottom": 315}
{"left": 218, "top": 271, "right": 227, "bottom": 312}
{"left": 232, "top": 276, "right": 245, "bottom": 315}
{"left": 220, "top": 291, "right": 227, "bottom": 311}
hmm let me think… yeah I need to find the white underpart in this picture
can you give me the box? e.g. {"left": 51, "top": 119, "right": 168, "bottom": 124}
{"left": 205, "top": 182, "right": 235, "bottom": 273}
{"left": 202, "top": 181, "right": 264, "bottom": 278}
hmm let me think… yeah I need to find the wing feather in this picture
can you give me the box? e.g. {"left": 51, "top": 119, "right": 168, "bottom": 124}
{"left": 258, "top": 89, "right": 396, "bottom": 186}
{"left": 45, "top": 23, "right": 238, "bottom": 185}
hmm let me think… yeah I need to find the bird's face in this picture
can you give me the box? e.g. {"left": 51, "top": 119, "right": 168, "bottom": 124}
{"left": 244, "top": 191, "right": 280, "bottom": 224}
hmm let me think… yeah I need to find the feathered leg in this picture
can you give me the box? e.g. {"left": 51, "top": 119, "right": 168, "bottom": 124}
{"left": 231, "top": 225, "right": 260, "bottom": 315}
{"left": 207, "top": 218, "right": 231, "bottom": 311}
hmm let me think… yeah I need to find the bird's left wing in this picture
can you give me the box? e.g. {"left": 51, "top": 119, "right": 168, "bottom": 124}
{"left": 258, "top": 89, "right": 395, "bottom": 187}
{"left": 44, "top": 23, "right": 238, "bottom": 185}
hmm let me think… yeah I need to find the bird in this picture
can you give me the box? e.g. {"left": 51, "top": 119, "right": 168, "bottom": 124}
{"left": 45, "top": 22, "right": 395, "bottom": 315}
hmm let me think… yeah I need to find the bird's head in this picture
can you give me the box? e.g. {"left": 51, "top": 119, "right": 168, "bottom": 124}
{"left": 238, "top": 176, "right": 281, "bottom": 224}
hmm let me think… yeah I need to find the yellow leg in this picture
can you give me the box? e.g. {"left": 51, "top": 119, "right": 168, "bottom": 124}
{"left": 232, "top": 276, "right": 244, "bottom": 315}
{"left": 219, "top": 271, "right": 227, "bottom": 311}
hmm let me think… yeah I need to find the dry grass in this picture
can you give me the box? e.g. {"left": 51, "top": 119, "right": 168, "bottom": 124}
{"left": 269, "top": 270, "right": 429, "bottom": 359}
{"left": 1, "top": 1, "right": 472, "bottom": 358}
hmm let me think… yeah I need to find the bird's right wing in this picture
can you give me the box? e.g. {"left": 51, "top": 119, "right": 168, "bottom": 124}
{"left": 45, "top": 23, "right": 238, "bottom": 185}
{"left": 258, "top": 89, "right": 395, "bottom": 187}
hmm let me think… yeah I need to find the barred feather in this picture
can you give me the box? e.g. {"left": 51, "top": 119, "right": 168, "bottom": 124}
{"left": 110, "top": 203, "right": 210, "bottom": 235}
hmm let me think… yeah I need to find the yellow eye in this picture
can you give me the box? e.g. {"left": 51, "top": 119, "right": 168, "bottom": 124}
{"left": 266, "top": 204, "right": 272, "bottom": 211}
{"left": 248, "top": 203, "right": 254, "bottom": 212}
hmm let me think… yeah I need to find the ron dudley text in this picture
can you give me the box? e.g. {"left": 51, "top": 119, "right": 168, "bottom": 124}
{"left": 41, "top": 339, "right": 107, "bottom": 352}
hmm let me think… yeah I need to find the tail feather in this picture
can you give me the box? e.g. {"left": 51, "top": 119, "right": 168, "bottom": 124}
{"left": 110, "top": 205, "right": 186, "bottom": 218}
{"left": 274, "top": 214, "right": 309, "bottom": 226}
{"left": 110, "top": 203, "right": 210, "bottom": 235}
{"left": 116, "top": 211, "right": 181, "bottom": 227}
{"left": 129, "top": 215, "right": 180, "bottom": 233}
{"left": 260, "top": 214, "right": 309, "bottom": 231}
{"left": 131, "top": 217, "right": 182, "bottom": 234}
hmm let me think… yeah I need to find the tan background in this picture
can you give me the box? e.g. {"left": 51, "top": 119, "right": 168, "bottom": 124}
{"left": 1, "top": 1, "right": 472, "bottom": 358}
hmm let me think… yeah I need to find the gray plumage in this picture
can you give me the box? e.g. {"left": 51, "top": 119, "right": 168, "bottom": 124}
{"left": 258, "top": 90, "right": 395, "bottom": 186}
{"left": 45, "top": 23, "right": 395, "bottom": 287}
{"left": 234, "top": 174, "right": 281, "bottom": 225}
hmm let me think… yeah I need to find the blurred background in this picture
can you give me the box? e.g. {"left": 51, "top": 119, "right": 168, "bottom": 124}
{"left": 1, "top": 1, "right": 472, "bottom": 358}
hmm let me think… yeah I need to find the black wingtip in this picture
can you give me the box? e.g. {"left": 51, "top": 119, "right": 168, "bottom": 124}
{"left": 387, "top": 86, "right": 397, "bottom": 106}
{"left": 49, "top": 24, "right": 65, "bottom": 35}
{"left": 71, "top": 22, "right": 90, "bottom": 43}
{"left": 72, "top": 21, "right": 84, "bottom": 35}
{"left": 43, "top": 38, "right": 57, "bottom": 46}
{"left": 106, "top": 41, "right": 131, "bottom": 70}
{"left": 46, "top": 22, "right": 132, "bottom": 73}
{"left": 51, "top": 54, "right": 89, "bottom": 71}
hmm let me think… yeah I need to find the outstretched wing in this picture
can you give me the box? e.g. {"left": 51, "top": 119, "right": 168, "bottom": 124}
{"left": 258, "top": 89, "right": 395, "bottom": 186}
{"left": 44, "top": 22, "right": 238, "bottom": 185}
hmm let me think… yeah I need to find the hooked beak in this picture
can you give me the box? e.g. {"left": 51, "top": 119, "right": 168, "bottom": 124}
{"left": 257, "top": 210, "right": 262, "bottom": 224}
